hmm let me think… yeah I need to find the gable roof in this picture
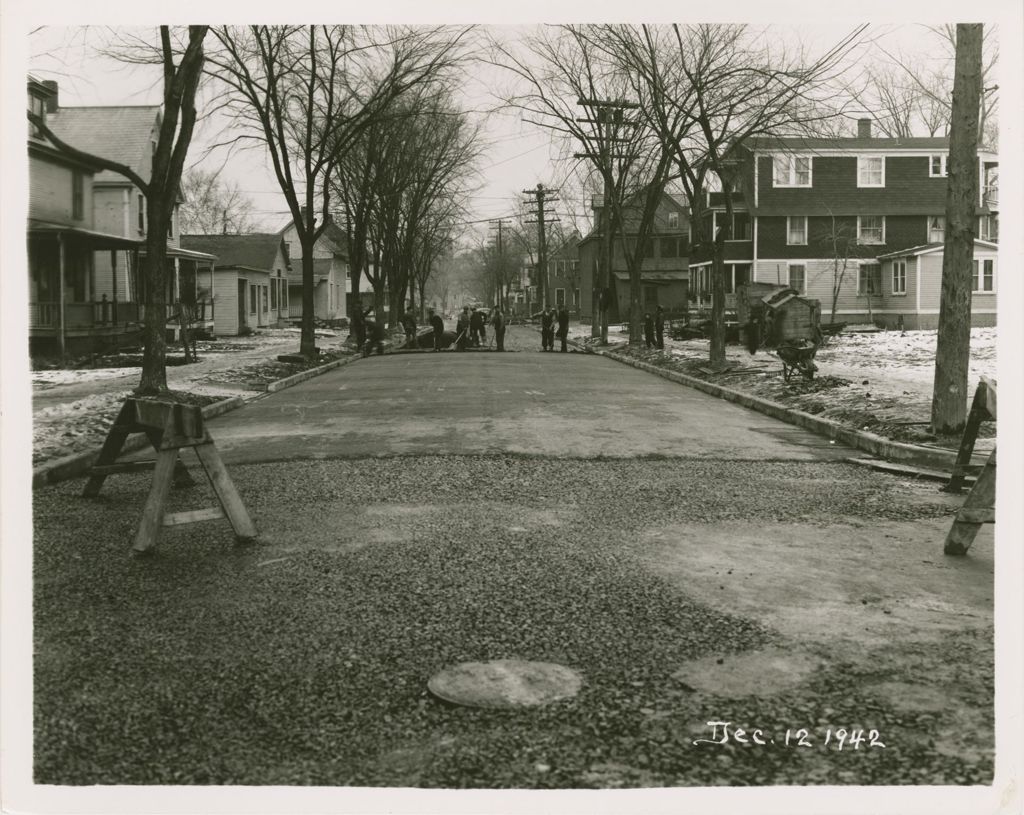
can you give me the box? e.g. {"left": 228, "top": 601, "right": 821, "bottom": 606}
{"left": 749, "top": 135, "right": 951, "bottom": 152}
{"left": 181, "top": 233, "right": 288, "bottom": 271}
{"left": 47, "top": 105, "right": 161, "bottom": 185}
{"left": 877, "top": 239, "right": 999, "bottom": 260}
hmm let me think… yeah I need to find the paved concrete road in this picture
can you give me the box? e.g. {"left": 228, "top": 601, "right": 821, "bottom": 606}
{"left": 204, "top": 328, "right": 852, "bottom": 464}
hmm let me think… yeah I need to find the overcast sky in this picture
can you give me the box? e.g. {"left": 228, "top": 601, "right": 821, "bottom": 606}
{"left": 25, "top": 20, "right": 990, "bottom": 244}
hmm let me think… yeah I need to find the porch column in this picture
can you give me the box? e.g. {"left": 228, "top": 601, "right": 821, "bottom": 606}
{"left": 58, "top": 233, "right": 66, "bottom": 357}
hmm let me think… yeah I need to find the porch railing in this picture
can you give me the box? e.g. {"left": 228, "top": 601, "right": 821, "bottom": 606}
{"left": 983, "top": 185, "right": 998, "bottom": 207}
{"left": 30, "top": 299, "right": 213, "bottom": 330}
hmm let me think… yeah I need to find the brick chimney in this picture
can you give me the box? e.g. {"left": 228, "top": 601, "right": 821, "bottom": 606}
{"left": 857, "top": 118, "right": 872, "bottom": 139}
{"left": 41, "top": 79, "right": 59, "bottom": 113}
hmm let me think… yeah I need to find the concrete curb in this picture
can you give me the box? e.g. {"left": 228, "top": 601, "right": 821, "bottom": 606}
{"left": 597, "top": 348, "right": 971, "bottom": 472}
{"left": 32, "top": 352, "right": 361, "bottom": 489}
{"left": 265, "top": 353, "right": 358, "bottom": 393}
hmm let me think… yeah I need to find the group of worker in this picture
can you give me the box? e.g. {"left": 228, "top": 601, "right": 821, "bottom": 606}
{"left": 539, "top": 305, "right": 572, "bottom": 352}
{"left": 350, "top": 302, "right": 581, "bottom": 355}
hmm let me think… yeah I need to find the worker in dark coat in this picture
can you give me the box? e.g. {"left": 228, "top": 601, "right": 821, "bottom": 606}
{"left": 643, "top": 312, "right": 655, "bottom": 349}
{"left": 491, "top": 306, "right": 506, "bottom": 352}
{"left": 556, "top": 306, "right": 570, "bottom": 352}
{"left": 470, "top": 309, "right": 486, "bottom": 347}
{"left": 362, "top": 315, "right": 386, "bottom": 357}
{"left": 456, "top": 306, "right": 472, "bottom": 351}
{"left": 540, "top": 307, "right": 556, "bottom": 351}
{"left": 655, "top": 305, "right": 666, "bottom": 349}
{"left": 350, "top": 305, "right": 367, "bottom": 350}
{"left": 428, "top": 308, "right": 445, "bottom": 351}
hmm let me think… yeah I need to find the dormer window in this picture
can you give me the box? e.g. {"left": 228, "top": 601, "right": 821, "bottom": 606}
{"left": 773, "top": 154, "right": 812, "bottom": 187}
{"left": 668, "top": 211, "right": 679, "bottom": 228}
{"left": 28, "top": 91, "right": 46, "bottom": 138}
{"left": 930, "top": 155, "right": 947, "bottom": 177}
{"left": 857, "top": 156, "right": 885, "bottom": 187}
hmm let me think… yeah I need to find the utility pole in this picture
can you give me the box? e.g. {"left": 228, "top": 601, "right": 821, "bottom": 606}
{"left": 575, "top": 97, "right": 638, "bottom": 344}
{"left": 488, "top": 218, "right": 513, "bottom": 310}
{"left": 523, "top": 184, "right": 559, "bottom": 311}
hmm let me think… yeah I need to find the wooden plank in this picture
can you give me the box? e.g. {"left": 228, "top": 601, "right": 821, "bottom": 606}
{"left": 193, "top": 442, "right": 257, "bottom": 541}
{"left": 162, "top": 507, "right": 225, "bottom": 527}
{"left": 945, "top": 383, "right": 988, "bottom": 494}
{"left": 82, "top": 400, "right": 137, "bottom": 497}
{"left": 956, "top": 508, "right": 995, "bottom": 525}
{"left": 945, "top": 449, "right": 996, "bottom": 556}
{"left": 131, "top": 399, "right": 204, "bottom": 436}
{"left": 90, "top": 460, "right": 159, "bottom": 475}
{"left": 132, "top": 449, "right": 178, "bottom": 553}
{"left": 980, "top": 375, "right": 997, "bottom": 420}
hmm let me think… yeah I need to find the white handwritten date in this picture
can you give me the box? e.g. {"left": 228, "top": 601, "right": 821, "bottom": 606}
{"left": 693, "top": 721, "right": 886, "bottom": 750}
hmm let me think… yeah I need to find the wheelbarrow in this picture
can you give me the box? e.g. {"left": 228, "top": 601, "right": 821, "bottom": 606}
{"left": 775, "top": 338, "right": 819, "bottom": 381}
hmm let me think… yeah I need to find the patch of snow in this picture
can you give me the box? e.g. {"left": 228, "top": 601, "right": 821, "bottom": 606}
{"left": 32, "top": 368, "right": 135, "bottom": 385}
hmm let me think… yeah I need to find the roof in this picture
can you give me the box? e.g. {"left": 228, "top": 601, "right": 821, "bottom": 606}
{"left": 287, "top": 257, "right": 334, "bottom": 283}
{"left": 749, "top": 136, "right": 950, "bottom": 152}
{"left": 47, "top": 106, "right": 160, "bottom": 185}
{"left": 612, "top": 271, "right": 688, "bottom": 282}
{"left": 27, "top": 218, "right": 143, "bottom": 249}
{"left": 877, "top": 239, "right": 999, "bottom": 260}
{"left": 181, "top": 234, "right": 285, "bottom": 270}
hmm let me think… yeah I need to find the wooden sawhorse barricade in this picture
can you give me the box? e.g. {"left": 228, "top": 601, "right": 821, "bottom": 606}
{"left": 943, "top": 376, "right": 996, "bottom": 556}
{"left": 84, "top": 398, "right": 256, "bottom": 553}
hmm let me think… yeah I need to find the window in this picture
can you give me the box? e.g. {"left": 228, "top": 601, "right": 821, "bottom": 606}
{"left": 271, "top": 279, "right": 278, "bottom": 309}
{"left": 972, "top": 259, "right": 995, "bottom": 293}
{"left": 283, "top": 284, "right": 288, "bottom": 309}
{"left": 734, "top": 264, "right": 750, "bottom": 290}
{"left": 787, "top": 216, "right": 808, "bottom": 245}
{"left": 857, "top": 216, "right": 885, "bottom": 245}
{"left": 857, "top": 156, "right": 885, "bottom": 187}
{"left": 788, "top": 264, "right": 806, "bottom": 294}
{"left": 72, "top": 172, "right": 84, "bottom": 220}
{"left": 928, "top": 216, "right": 945, "bottom": 243}
{"left": 858, "top": 263, "right": 882, "bottom": 295}
{"left": 167, "top": 209, "right": 174, "bottom": 239}
{"left": 555, "top": 288, "right": 565, "bottom": 306}
{"left": 138, "top": 194, "right": 145, "bottom": 233}
{"left": 892, "top": 260, "right": 907, "bottom": 295}
{"left": 644, "top": 285, "right": 658, "bottom": 305}
{"left": 573, "top": 288, "right": 580, "bottom": 307}
{"left": 978, "top": 214, "right": 999, "bottom": 242}
{"left": 716, "top": 211, "right": 750, "bottom": 240}
{"left": 773, "top": 154, "right": 812, "bottom": 187}
{"left": 250, "top": 284, "right": 257, "bottom": 313}
{"left": 930, "top": 155, "right": 947, "bottom": 177}
{"left": 660, "top": 237, "right": 679, "bottom": 258}
{"left": 668, "top": 211, "right": 679, "bottom": 228}
{"left": 29, "top": 92, "right": 46, "bottom": 137}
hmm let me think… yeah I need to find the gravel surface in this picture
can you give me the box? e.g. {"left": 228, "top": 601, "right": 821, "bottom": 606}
{"left": 33, "top": 457, "right": 991, "bottom": 787}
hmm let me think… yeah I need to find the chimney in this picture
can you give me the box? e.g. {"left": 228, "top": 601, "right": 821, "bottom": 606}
{"left": 41, "top": 79, "right": 59, "bottom": 113}
{"left": 857, "top": 118, "right": 872, "bottom": 139}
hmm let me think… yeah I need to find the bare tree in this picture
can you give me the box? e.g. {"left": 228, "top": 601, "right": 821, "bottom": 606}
{"left": 931, "top": 24, "right": 983, "bottom": 436}
{"left": 179, "top": 168, "right": 258, "bottom": 234}
{"left": 491, "top": 25, "right": 676, "bottom": 346}
{"left": 604, "top": 23, "right": 866, "bottom": 368}
{"left": 206, "top": 25, "right": 473, "bottom": 358}
{"left": 30, "top": 26, "right": 209, "bottom": 394}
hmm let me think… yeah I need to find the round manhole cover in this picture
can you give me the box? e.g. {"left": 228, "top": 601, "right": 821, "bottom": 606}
{"left": 428, "top": 660, "right": 583, "bottom": 709}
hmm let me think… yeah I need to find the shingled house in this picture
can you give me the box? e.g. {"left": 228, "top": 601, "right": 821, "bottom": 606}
{"left": 688, "top": 118, "right": 998, "bottom": 329}
{"left": 181, "top": 234, "right": 291, "bottom": 335}
{"left": 28, "top": 77, "right": 144, "bottom": 357}
{"left": 44, "top": 82, "right": 216, "bottom": 341}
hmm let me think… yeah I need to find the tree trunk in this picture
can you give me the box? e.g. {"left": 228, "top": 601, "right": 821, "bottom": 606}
{"left": 299, "top": 236, "right": 317, "bottom": 358}
{"left": 931, "top": 23, "right": 982, "bottom": 435}
{"left": 137, "top": 204, "right": 169, "bottom": 395}
{"left": 709, "top": 248, "right": 727, "bottom": 369}
{"left": 628, "top": 241, "right": 643, "bottom": 345}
